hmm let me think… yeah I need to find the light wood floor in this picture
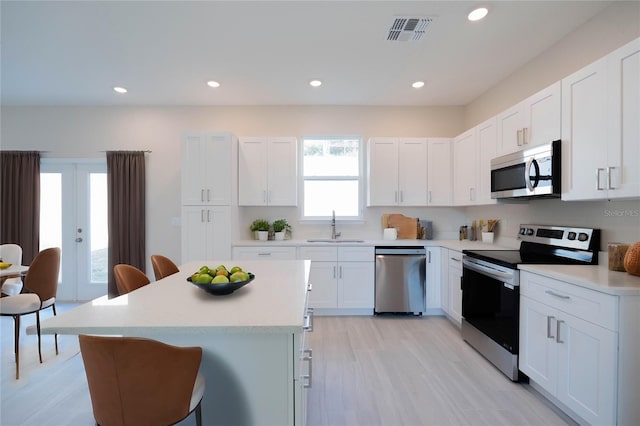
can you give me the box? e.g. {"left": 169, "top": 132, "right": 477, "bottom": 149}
{"left": 1, "top": 305, "right": 572, "bottom": 426}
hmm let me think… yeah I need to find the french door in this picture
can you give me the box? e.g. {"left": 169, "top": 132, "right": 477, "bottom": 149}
{"left": 40, "top": 159, "right": 108, "bottom": 301}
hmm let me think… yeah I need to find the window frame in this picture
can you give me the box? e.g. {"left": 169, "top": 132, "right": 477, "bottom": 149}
{"left": 299, "top": 135, "right": 364, "bottom": 222}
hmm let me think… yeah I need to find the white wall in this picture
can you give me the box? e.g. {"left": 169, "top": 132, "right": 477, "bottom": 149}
{"left": 464, "top": 1, "right": 640, "bottom": 128}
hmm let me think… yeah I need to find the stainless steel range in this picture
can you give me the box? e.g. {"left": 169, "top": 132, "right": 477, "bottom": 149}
{"left": 461, "top": 224, "right": 600, "bottom": 381}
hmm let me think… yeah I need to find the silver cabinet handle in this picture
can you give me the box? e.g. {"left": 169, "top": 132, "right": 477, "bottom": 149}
{"left": 207, "top": 209, "right": 211, "bottom": 222}
{"left": 263, "top": 190, "right": 267, "bottom": 203}
{"left": 333, "top": 266, "right": 337, "bottom": 279}
{"left": 400, "top": 190, "right": 404, "bottom": 202}
{"left": 545, "top": 290, "right": 570, "bottom": 300}
{"left": 596, "top": 168, "right": 606, "bottom": 190}
{"left": 556, "top": 320, "right": 564, "bottom": 344}
{"left": 428, "top": 251, "right": 431, "bottom": 263}
{"left": 257, "top": 252, "right": 271, "bottom": 257}
{"left": 268, "top": 190, "right": 272, "bottom": 203}
{"left": 428, "top": 190, "right": 432, "bottom": 203}
{"left": 394, "top": 191, "right": 398, "bottom": 203}
{"left": 522, "top": 127, "right": 529, "bottom": 145}
{"left": 450, "top": 257, "right": 460, "bottom": 262}
{"left": 302, "top": 349, "right": 313, "bottom": 388}
{"left": 207, "top": 189, "right": 211, "bottom": 202}
{"left": 339, "top": 266, "right": 343, "bottom": 279}
{"left": 607, "top": 166, "right": 617, "bottom": 189}
{"left": 547, "top": 316, "right": 556, "bottom": 339}
{"left": 201, "top": 189, "right": 205, "bottom": 202}
{"left": 201, "top": 209, "right": 205, "bottom": 223}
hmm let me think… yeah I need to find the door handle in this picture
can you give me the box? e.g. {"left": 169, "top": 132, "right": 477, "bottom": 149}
{"left": 75, "top": 237, "right": 83, "bottom": 243}
{"left": 596, "top": 168, "right": 606, "bottom": 190}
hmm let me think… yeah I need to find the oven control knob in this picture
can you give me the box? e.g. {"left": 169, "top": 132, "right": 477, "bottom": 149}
{"left": 526, "top": 228, "right": 534, "bottom": 236}
{"left": 568, "top": 232, "right": 577, "bottom": 240}
{"left": 578, "top": 233, "right": 589, "bottom": 242}
{"left": 519, "top": 228, "right": 526, "bottom": 235}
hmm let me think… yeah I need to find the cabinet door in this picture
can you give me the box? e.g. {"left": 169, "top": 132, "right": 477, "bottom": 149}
{"left": 556, "top": 312, "right": 617, "bottom": 426}
{"left": 561, "top": 57, "right": 608, "bottom": 200}
{"left": 398, "top": 138, "right": 427, "bottom": 206}
{"left": 307, "top": 261, "right": 338, "bottom": 309}
{"left": 475, "top": 118, "right": 497, "bottom": 205}
{"left": 427, "top": 138, "right": 452, "bottom": 206}
{"left": 238, "top": 138, "right": 268, "bottom": 206}
{"left": 440, "top": 249, "right": 450, "bottom": 315}
{"left": 181, "top": 205, "right": 209, "bottom": 263}
{"left": 201, "top": 133, "right": 232, "bottom": 205}
{"left": 447, "top": 251, "right": 463, "bottom": 324}
{"left": 453, "top": 129, "right": 477, "bottom": 206}
{"left": 267, "top": 138, "right": 298, "bottom": 206}
{"left": 338, "top": 261, "right": 374, "bottom": 309}
{"left": 523, "top": 82, "right": 561, "bottom": 148}
{"left": 519, "top": 296, "right": 557, "bottom": 392}
{"left": 496, "top": 103, "right": 523, "bottom": 155}
{"left": 182, "top": 133, "right": 232, "bottom": 205}
{"left": 181, "top": 206, "right": 231, "bottom": 263}
{"left": 367, "top": 138, "right": 399, "bottom": 206}
{"left": 607, "top": 38, "right": 640, "bottom": 198}
{"left": 425, "top": 247, "right": 441, "bottom": 310}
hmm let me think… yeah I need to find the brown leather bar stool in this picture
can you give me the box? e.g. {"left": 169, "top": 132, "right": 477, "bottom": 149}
{"left": 150, "top": 254, "right": 180, "bottom": 281}
{"left": 113, "top": 264, "right": 150, "bottom": 296}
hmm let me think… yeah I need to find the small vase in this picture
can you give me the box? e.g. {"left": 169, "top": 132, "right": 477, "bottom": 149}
{"left": 274, "top": 231, "right": 285, "bottom": 241}
{"left": 257, "top": 231, "right": 269, "bottom": 241}
{"left": 482, "top": 232, "right": 494, "bottom": 244}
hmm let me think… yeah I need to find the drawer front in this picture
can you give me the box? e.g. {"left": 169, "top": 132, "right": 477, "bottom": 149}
{"left": 232, "top": 246, "right": 298, "bottom": 260}
{"left": 338, "top": 246, "right": 374, "bottom": 262}
{"left": 299, "top": 246, "right": 338, "bottom": 262}
{"left": 520, "top": 271, "right": 618, "bottom": 331}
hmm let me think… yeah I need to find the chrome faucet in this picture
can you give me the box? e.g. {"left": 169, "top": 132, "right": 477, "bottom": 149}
{"left": 331, "top": 210, "right": 341, "bottom": 239}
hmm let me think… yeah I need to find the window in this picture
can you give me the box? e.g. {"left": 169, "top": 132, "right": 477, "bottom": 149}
{"left": 302, "top": 136, "right": 362, "bottom": 219}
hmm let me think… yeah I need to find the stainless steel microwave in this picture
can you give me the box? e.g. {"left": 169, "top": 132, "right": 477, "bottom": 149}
{"left": 490, "top": 140, "right": 561, "bottom": 199}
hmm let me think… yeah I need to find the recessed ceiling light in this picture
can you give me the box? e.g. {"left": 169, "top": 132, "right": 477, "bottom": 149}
{"left": 207, "top": 80, "right": 220, "bottom": 88}
{"left": 468, "top": 7, "right": 489, "bottom": 21}
{"left": 113, "top": 86, "right": 127, "bottom": 94}
{"left": 309, "top": 80, "right": 322, "bottom": 87}
{"left": 412, "top": 81, "right": 425, "bottom": 89}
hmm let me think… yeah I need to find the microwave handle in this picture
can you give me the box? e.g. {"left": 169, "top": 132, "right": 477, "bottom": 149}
{"left": 525, "top": 158, "right": 540, "bottom": 191}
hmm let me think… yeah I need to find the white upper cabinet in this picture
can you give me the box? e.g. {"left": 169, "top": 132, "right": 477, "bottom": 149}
{"left": 367, "top": 138, "right": 428, "bottom": 206}
{"left": 238, "top": 137, "right": 298, "bottom": 206}
{"left": 427, "top": 138, "right": 452, "bottom": 206}
{"left": 497, "top": 82, "right": 561, "bottom": 155}
{"left": 475, "top": 117, "right": 498, "bottom": 205}
{"left": 181, "top": 132, "right": 233, "bottom": 206}
{"left": 452, "top": 129, "right": 477, "bottom": 206}
{"left": 562, "top": 37, "right": 640, "bottom": 200}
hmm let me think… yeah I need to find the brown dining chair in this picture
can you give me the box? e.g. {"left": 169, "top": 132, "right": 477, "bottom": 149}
{"left": 113, "top": 264, "right": 150, "bottom": 296}
{"left": 0, "top": 247, "right": 61, "bottom": 380}
{"left": 150, "top": 254, "right": 180, "bottom": 281}
{"left": 79, "top": 334, "right": 205, "bottom": 426}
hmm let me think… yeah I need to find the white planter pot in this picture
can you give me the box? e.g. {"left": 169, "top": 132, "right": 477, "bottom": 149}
{"left": 274, "top": 231, "right": 285, "bottom": 241}
{"left": 257, "top": 231, "right": 269, "bottom": 241}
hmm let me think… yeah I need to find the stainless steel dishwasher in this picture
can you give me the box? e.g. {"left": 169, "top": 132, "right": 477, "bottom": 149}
{"left": 374, "top": 247, "right": 426, "bottom": 315}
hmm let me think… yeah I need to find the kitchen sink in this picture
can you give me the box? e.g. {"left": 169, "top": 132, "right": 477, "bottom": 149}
{"left": 306, "top": 239, "right": 365, "bottom": 243}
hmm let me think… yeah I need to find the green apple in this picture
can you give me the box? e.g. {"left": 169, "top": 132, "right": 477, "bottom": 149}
{"left": 229, "top": 271, "right": 247, "bottom": 282}
{"left": 199, "top": 266, "right": 210, "bottom": 274}
{"left": 215, "top": 265, "right": 227, "bottom": 271}
{"left": 229, "top": 266, "right": 243, "bottom": 274}
{"left": 194, "top": 274, "right": 213, "bottom": 284}
{"left": 211, "top": 275, "right": 229, "bottom": 284}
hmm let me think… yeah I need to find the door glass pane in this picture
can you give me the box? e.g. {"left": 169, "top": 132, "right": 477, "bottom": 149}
{"left": 89, "top": 173, "right": 108, "bottom": 283}
{"left": 40, "top": 173, "right": 62, "bottom": 280}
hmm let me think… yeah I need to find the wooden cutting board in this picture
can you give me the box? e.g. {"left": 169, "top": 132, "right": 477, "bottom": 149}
{"left": 387, "top": 214, "right": 418, "bottom": 239}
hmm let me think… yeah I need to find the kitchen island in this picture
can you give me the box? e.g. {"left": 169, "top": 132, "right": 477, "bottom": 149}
{"left": 36, "top": 260, "right": 312, "bottom": 426}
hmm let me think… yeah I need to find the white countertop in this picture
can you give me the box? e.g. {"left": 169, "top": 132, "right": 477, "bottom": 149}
{"left": 37, "top": 260, "right": 311, "bottom": 336}
{"left": 519, "top": 264, "right": 640, "bottom": 296}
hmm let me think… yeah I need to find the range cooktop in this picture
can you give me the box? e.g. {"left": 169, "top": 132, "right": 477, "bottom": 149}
{"left": 463, "top": 224, "right": 600, "bottom": 269}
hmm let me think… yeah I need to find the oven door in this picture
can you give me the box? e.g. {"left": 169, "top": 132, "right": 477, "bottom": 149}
{"left": 462, "top": 257, "right": 519, "bottom": 354}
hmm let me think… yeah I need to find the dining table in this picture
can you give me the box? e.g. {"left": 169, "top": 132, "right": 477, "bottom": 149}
{"left": 0, "top": 264, "right": 29, "bottom": 278}
{"left": 35, "top": 259, "right": 312, "bottom": 426}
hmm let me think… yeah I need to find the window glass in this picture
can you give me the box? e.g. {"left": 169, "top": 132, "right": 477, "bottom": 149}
{"left": 302, "top": 137, "right": 362, "bottom": 218}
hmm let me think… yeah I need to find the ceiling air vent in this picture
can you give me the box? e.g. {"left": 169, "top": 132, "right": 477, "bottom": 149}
{"left": 387, "top": 16, "right": 432, "bottom": 42}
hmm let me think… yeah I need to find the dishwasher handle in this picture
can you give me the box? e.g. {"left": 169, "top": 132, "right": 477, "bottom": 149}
{"left": 375, "top": 248, "right": 426, "bottom": 256}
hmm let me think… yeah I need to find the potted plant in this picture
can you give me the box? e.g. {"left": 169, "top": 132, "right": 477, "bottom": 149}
{"left": 272, "top": 219, "right": 291, "bottom": 241}
{"left": 250, "top": 219, "right": 270, "bottom": 241}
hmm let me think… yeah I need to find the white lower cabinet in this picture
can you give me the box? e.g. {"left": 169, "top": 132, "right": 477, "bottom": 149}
{"left": 294, "top": 284, "right": 312, "bottom": 426}
{"left": 519, "top": 271, "right": 620, "bottom": 425}
{"left": 232, "top": 246, "right": 297, "bottom": 260}
{"left": 425, "top": 247, "right": 442, "bottom": 313}
{"left": 181, "top": 206, "right": 231, "bottom": 263}
{"left": 442, "top": 248, "right": 462, "bottom": 325}
{"left": 299, "top": 245, "right": 374, "bottom": 313}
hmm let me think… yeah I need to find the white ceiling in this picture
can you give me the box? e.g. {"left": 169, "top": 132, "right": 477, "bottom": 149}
{"left": 1, "top": 1, "right": 612, "bottom": 107}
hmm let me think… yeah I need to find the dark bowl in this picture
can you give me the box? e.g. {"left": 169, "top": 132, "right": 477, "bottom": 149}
{"left": 187, "top": 273, "right": 255, "bottom": 295}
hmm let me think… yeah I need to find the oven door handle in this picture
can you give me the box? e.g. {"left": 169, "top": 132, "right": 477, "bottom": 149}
{"left": 463, "top": 260, "right": 515, "bottom": 282}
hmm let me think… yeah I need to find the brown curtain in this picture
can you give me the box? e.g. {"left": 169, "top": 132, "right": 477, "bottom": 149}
{"left": 107, "top": 151, "right": 146, "bottom": 299}
{"left": 0, "top": 151, "right": 41, "bottom": 264}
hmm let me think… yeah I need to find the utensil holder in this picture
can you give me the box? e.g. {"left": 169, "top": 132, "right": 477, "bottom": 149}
{"left": 482, "top": 232, "right": 494, "bottom": 244}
